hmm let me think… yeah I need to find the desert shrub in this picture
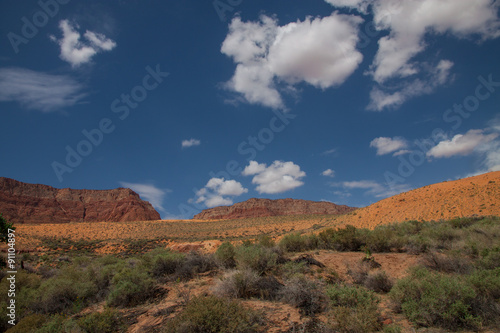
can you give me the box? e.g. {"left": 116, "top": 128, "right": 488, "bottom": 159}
{"left": 404, "top": 234, "right": 431, "bottom": 254}
{"left": 149, "top": 250, "right": 186, "bottom": 277}
{"left": 213, "top": 269, "right": 281, "bottom": 300}
{"left": 326, "top": 283, "right": 379, "bottom": 309}
{"left": 281, "top": 261, "right": 309, "bottom": 278}
{"left": 279, "top": 233, "right": 318, "bottom": 252}
{"left": 365, "top": 227, "right": 395, "bottom": 253}
{"left": 383, "top": 324, "right": 402, "bottom": 333}
{"left": 328, "top": 305, "right": 381, "bottom": 333}
{"left": 30, "top": 267, "right": 97, "bottom": 314}
{"left": 35, "top": 314, "right": 80, "bottom": 333}
{"left": 257, "top": 234, "right": 275, "bottom": 248}
{"left": 174, "top": 252, "right": 216, "bottom": 281}
{"left": 215, "top": 242, "right": 236, "bottom": 268}
{"left": 390, "top": 267, "right": 481, "bottom": 330}
{"left": 326, "top": 283, "right": 381, "bottom": 333}
{"left": 106, "top": 267, "right": 157, "bottom": 307}
{"left": 164, "top": 295, "right": 263, "bottom": 333}
{"left": 77, "top": 308, "right": 125, "bottom": 333}
{"left": 467, "top": 268, "right": 500, "bottom": 322}
{"left": 448, "top": 216, "right": 482, "bottom": 229}
{"left": 478, "top": 247, "right": 500, "bottom": 269}
{"left": 422, "top": 251, "right": 473, "bottom": 274}
{"left": 320, "top": 225, "right": 365, "bottom": 252}
{"left": 3, "top": 314, "right": 47, "bottom": 333}
{"left": 279, "top": 275, "right": 327, "bottom": 315}
{"left": 235, "top": 244, "right": 277, "bottom": 275}
{"left": 364, "top": 271, "right": 393, "bottom": 293}
{"left": 346, "top": 262, "right": 370, "bottom": 285}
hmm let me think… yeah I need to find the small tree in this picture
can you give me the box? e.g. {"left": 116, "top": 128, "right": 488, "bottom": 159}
{"left": 0, "top": 213, "right": 15, "bottom": 243}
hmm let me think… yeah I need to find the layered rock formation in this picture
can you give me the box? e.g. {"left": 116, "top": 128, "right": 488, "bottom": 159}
{"left": 193, "top": 198, "right": 356, "bottom": 220}
{"left": 0, "top": 177, "right": 160, "bottom": 223}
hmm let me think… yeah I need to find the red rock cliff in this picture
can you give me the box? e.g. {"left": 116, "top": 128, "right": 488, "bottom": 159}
{"left": 0, "top": 177, "right": 161, "bottom": 223}
{"left": 193, "top": 198, "right": 356, "bottom": 220}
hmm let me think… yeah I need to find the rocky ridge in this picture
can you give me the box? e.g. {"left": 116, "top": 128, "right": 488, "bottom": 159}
{"left": 193, "top": 198, "right": 356, "bottom": 220}
{"left": 0, "top": 177, "right": 161, "bottom": 223}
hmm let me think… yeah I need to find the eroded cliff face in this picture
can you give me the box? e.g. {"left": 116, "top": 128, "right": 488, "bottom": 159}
{"left": 193, "top": 198, "right": 356, "bottom": 220}
{"left": 0, "top": 177, "right": 161, "bottom": 223}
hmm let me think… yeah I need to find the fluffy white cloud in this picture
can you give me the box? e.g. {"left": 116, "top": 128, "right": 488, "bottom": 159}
{"left": 242, "top": 160, "right": 306, "bottom": 194}
{"left": 221, "top": 13, "right": 363, "bottom": 109}
{"left": 427, "top": 129, "right": 499, "bottom": 158}
{"left": 367, "top": 0, "right": 500, "bottom": 83}
{"left": 326, "top": 0, "right": 500, "bottom": 110}
{"left": 119, "top": 182, "right": 169, "bottom": 212}
{"left": 50, "top": 20, "right": 116, "bottom": 67}
{"left": 195, "top": 178, "right": 248, "bottom": 208}
{"left": 0, "top": 67, "right": 85, "bottom": 112}
{"left": 181, "top": 138, "right": 201, "bottom": 148}
{"left": 322, "top": 169, "right": 335, "bottom": 177}
{"left": 370, "top": 136, "right": 408, "bottom": 155}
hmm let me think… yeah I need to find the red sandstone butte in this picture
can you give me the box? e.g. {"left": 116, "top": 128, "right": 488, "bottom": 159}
{"left": 193, "top": 198, "right": 356, "bottom": 220}
{"left": 0, "top": 177, "right": 160, "bottom": 223}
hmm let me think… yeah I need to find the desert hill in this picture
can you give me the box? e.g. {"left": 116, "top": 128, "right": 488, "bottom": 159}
{"left": 332, "top": 171, "right": 500, "bottom": 229}
{"left": 193, "top": 197, "right": 356, "bottom": 220}
{"left": 0, "top": 177, "right": 160, "bottom": 223}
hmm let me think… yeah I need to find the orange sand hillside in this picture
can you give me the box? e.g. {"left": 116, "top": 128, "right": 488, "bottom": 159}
{"left": 331, "top": 171, "right": 500, "bottom": 230}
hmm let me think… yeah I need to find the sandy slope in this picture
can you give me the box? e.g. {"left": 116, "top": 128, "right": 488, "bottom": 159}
{"left": 331, "top": 171, "right": 500, "bottom": 229}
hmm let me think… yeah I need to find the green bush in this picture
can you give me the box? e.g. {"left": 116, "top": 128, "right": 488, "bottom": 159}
{"left": 257, "top": 235, "right": 275, "bottom": 248}
{"left": 279, "top": 275, "right": 327, "bottom": 315}
{"left": 77, "top": 308, "right": 125, "bottom": 333}
{"left": 35, "top": 314, "right": 80, "bottom": 333}
{"left": 422, "top": 251, "right": 473, "bottom": 274}
{"left": 4, "top": 314, "right": 47, "bottom": 333}
{"left": 173, "top": 252, "right": 216, "bottom": 281}
{"left": 164, "top": 295, "right": 262, "bottom": 333}
{"left": 390, "top": 267, "right": 481, "bottom": 330}
{"left": 215, "top": 242, "right": 236, "bottom": 268}
{"left": 235, "top": 244, "right": 277, "bottom": 275}
{"left": 107, "top": 267, "right": 157, "bottom": 307}
{"left": 326, "top": 283, "right": 379, "bottom": 309}
{"left": 149, "top": 251, "right": 186, "bottom": 277}
{"left": 279, "top": 233, "right": 318, "bottom": 252}
{"left": 326, "top": 283, "right": 381, "bottom": 333}
{"left": 364, "top": 271, "right": 393, "bottom": 293}
{"left": 365, "top": 227, "right": 396, "bottom": 253}
{"left": 213, "top": 269, "right": 282, "bottom": 300}
{"left": 478, "top": 247, "right": 500, "bottom": 269}
{"left": 319, "top": 225, "right": 365, "bottom": 251}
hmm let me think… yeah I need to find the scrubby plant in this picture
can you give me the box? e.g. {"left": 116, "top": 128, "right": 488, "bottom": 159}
{"left": 213, "top": 269, "right": 282, "bottom": 300}
{"left": 422, "top": 251, "right": 473, "bottom": 274}
{"left": 164, "top": 295, "right": 263, "bottom": 333}
{"left": 77, "top": 308, "right": 126, "bottom": 333}
{"left": 326, "top": 283, "right": 381, "bottom": 333}
{"left": 364, "top": 271, "right": 393, "bottom": 293}
{"left": 390, "top": 267, "right": 481, "bottom": 330}
{"left": 149, "top": 250, "right": 186, "bottom": 277}
{"left": 106, "top": 267, "right": 157, "bottom": 307}
{"left": 279, "top": 275, "right": 327, "bottom": 315}
{"left": 319, "top": 225, "right": 365, "bottom": 251}
{"left": 257, "top": 234, "right": 275, "bottom": 248}
{"left": 215, "top": 242, "right": 236, "bottom": 268}
{"left": 173, "top": 251, "right": 216, "bottom": 281}
{"left": 279, "top": 232, "right": 318, "bottom": 252}
{"left": 235, "top": 244, "right": 277, "bottom": 275}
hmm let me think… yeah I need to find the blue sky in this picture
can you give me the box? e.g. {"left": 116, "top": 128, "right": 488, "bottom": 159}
{"left": 1, "top": 0, "right": 499, "bottom": 219}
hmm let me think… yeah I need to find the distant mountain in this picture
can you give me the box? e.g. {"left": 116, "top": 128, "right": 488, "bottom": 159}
{"left": 0, "top": 177, "right": 160, "bottom": 223}
{"left": 193, "top": 198, "right": 356, "bottom": 220}
{"left": 334, "top": 171, "right": 500, "bottom": 229}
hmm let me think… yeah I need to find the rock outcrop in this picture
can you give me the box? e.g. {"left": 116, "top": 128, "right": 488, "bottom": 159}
{"left": 0, "top": 177, "right": 161, "bottom": 223}
{"left": 193, "top": 198, "right": 356, "bottom": 220}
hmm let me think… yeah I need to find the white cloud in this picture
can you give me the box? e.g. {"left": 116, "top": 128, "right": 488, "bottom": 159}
{"left": 51, "top": 20, "right": 116, "bottom": 67}
{"left": 335, "top": 179, "right": 411, "bottom": 198}
{"left": 221, "top": 13, "right": 363, "bottom": 109}
{"left": 367, "top": 60, "right": 454, "bottom": 111}
{"left": 370, "top": 136, "right": 408, "bottom": 155}
{"left": 242, "top": 160, "right": 306, "bottom": 194}
{"left": 195, "top": 178, "right": 248, "bottom": 208}
{"left": 427, "top": 129, "right": 499, "bottom": 158}
{"left": 326, "top": 0, "right": 500, "bottom": 111}
{"left": 367, "top": 0, "right": 500, "bottom": 83}
{"left": 322, "top": 169, "right": 335, "bottom": 177}
{"left": 181, "top": 138, "right": 201, "bottom": 148}
{"left": 321, "top": 148, "right": 337, "bottom": 155}
{"left": 0, "top": 67, "right": 86, "bottom": 112}
{"left": 119, "top": 181, "right": 169, "bottom": 212}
